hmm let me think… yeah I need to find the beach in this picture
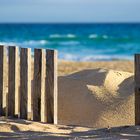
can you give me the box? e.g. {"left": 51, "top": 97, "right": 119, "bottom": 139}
{"left": 0, "top": 2, "right": 139, "bottom": 139}
{"left": 58, "top": 60, "right": 134, "bottom": 75}
{"left": 0, "top": 117, "right": 140, "bottom": 140}
{"left": 58, "top": 60, "right": 134, "bottom": 127}
{"left": 0, "top": 0, "right": 140, "bottom": 137}
{"left": 0, "top": 60, "right": 138, "bottom": 139}
{"left": 0, "top": 21, "right": 138, "bottom": 140}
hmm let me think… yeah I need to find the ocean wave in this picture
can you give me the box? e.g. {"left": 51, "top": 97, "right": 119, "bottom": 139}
{"left": 58, "top": 41, "right": 80, "bottom": 46}
{"left": 0, "top": 40, "right": 49, "bottom": 47}
{"left": 0, "top": 39, "right": 80, "bottom": 48}
{"left": 102, "top": 35, "right": 108, "bottom": 39}
{"left": 49, "top": 34, "right": 62, "bottom": 38}
{"left": 67, "top": 34, "right": 76, "bottom": 38}
{"left": 49, "top": 34, "right": 76, "bottom": 38}
{"left": 0, "top": 41, "right": 17, "bottom": 46}
{"left": 23, "top": 40, "right": 49, "bottom": 45}
{"left": 89, "top": 34, "right": 98, "bottom": 39}
{"left": 89, "top": 34, "right": 109, "bottom": 39}
{"left": 60, "top": 53, "right": 78, "bottom": 60}
{"left": 0, "top": 40, "right": 133, "bottom": 61}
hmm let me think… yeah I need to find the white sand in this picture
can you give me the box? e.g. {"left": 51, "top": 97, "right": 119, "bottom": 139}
{"left": 0, "top": 67, "right": 137, "bottom": 139}
{"left": 58, "top": 68, "right": 134, "bottom": 128}
{"left": 0, "top": 118, "right": 140, "bottom": 140}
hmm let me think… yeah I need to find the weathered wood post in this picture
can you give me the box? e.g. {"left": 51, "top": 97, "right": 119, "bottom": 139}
{"left": 8, "top": 46, "right": 19, "bottom": 117}
{"left": 33, "top": 49, "right": 46, "bottom": 121}
{"left": 0, "top": 45, "right": 7, "bottom": 116}
{"left": 135, "top": 54, "right": 140, "bottom": 125}
{"left": 20, "top": 48, "right": 31, "bottom": 119}
{"left": 46, "top": 50, "right": 58, "bottom": 124}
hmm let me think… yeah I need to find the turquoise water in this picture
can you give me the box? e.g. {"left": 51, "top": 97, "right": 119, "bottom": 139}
{"left": 0, "top": 23, "right": 140, "bottom": 61}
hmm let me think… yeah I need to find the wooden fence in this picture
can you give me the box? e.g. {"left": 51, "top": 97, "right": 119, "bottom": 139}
{"left": 0, "top": 45, "right": 58, "bottom": 124}
{"left": 1, "top": 46, "right": 140, "bottom": 126}
{"left": 135, "top": 54, "right": 140, "bottom": 125}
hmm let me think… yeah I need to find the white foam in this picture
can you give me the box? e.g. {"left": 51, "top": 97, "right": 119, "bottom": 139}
{"left": 59, "top": 53, "right": 133, "bottom": 61}
{"left": 102, "top": 35, "right": 108, "bottom": 39}
{"left": 39, "top": 40, "right": 48, "bottom": 45}
{"left": 0, "top": 41, "right": 17, "bottom": 46}
{"left": 49, "top": 34, "right": 62, "bottom": 38}
{"left": 23, "top": 40, "right": 48, "bottom": 45}
{"left": 89, "top": 34, "right": 98, "bottom": 39}
{"left": 49, "top": 34, "right": 76, "bottom": 38}
{"left": 59, "top": 52, "right": 78, "bottom": 61}
{"left": 0, "top": 40, "right": 49, "bottom": 47}
{"left": 67, "top": 34, "right": 76, "bottom": 38}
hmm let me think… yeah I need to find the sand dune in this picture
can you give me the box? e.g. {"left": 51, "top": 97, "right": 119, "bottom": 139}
{"left": 58, "top": 68, "right": 134, "bottom": 128}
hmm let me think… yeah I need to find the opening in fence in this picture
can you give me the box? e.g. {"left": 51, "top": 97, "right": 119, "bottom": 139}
{"left": 0, "top": 45, "right": 58, "bottom": 124}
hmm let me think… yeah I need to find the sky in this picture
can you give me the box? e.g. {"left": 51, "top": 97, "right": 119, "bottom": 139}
{"left": 0, "top": 0, "right": 140, "bottom": 23}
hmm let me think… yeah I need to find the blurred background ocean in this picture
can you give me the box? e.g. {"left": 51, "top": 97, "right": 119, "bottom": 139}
{"left": 0, "top": 23, "right": 140, "bottom": 61}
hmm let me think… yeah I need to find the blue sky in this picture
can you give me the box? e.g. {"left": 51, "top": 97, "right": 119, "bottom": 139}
{"left": 0, "top": 0, "right": 140, "bottom": 23}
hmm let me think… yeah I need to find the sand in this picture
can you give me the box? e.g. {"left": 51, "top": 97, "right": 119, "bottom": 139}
{"left": 58, "top": 60, "right": 133, "bottom": 75}
{"left": 58, "top": 68, "right": 134, "bottom": 128}
{"left": 0, "top": 60, "right": 138, "bottom": 139}
{"left": 0, "top": 117, "right": 140, "bottom": 140}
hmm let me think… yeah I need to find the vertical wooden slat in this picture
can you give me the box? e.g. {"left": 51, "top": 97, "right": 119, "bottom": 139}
{"left": 41, "top": 49, "right": 46, "bottom": 122}
{"left": 53, "top": 50, "right": 58, "bottom": 124}
{"left": 33, "top": 49, "right": 45, "bottom": 121}
{"left": 20, "top": 48, "right": 31, "bottom": 119}
{"left": 16, "top": 51, "right": 20, "bottom": 117}
{"left": 8, "top": 46, "right": 19, "bottom": 117}
{"left": 0, "top": 45, "right": 7, "bottom": 116}
{"left": 135, "top": 54, "right": 140, "bottom": 125}
{"left": 46, "top": 50, "right": 58, "bottom": 124}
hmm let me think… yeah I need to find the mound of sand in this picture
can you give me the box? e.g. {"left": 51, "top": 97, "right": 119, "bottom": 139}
{"left": 58, "top": 68, "right": 134, "bottom": 128}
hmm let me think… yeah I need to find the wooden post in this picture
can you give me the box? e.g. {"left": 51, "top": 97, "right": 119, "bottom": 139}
{"left": 41, "top": 50, "right": 46, "bottom": 122}
{"left": 0, "top": 45, "right": 7, "bottom": 116}
{"left": 33, "top": 49, "right": 46, "bottom": 121}
{"left": 46, "top": 50, "right": 58, "bottom": 124}
{"left": 20, "top": 48, "right": 31, "bottom": 119}
{"left": 8, "top": 46, "right": 19, "bottom": 117}
{"left": 135, "top": 54, "right": 140, "bottom": 125}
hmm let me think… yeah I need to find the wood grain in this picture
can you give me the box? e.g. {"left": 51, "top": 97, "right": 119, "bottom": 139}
{"left": 135, "top": 54, "right": 140, "bottom": 125}
{"left": 46, "top": 50, "right": 58, "bottom": 124}
{"left": 20, "top": 48, "right": 31, "bottom": 119}
{"left": 8, "top": 46, "right": 19, "bottom": 117}
{"left": 0, "top": 45, "right": 7, "bottom": 116}
{"left": 33, "top": 49, "right": 45, "bottom": 121}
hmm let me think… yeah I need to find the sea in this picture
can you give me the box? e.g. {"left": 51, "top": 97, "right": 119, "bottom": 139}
{"left": 0, "top": 23, "right": 140, "bottom": 61}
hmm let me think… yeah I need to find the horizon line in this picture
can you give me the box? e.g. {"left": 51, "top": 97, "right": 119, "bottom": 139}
{"left": 0, "top": 22, "right": 140, "bottom": 24}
